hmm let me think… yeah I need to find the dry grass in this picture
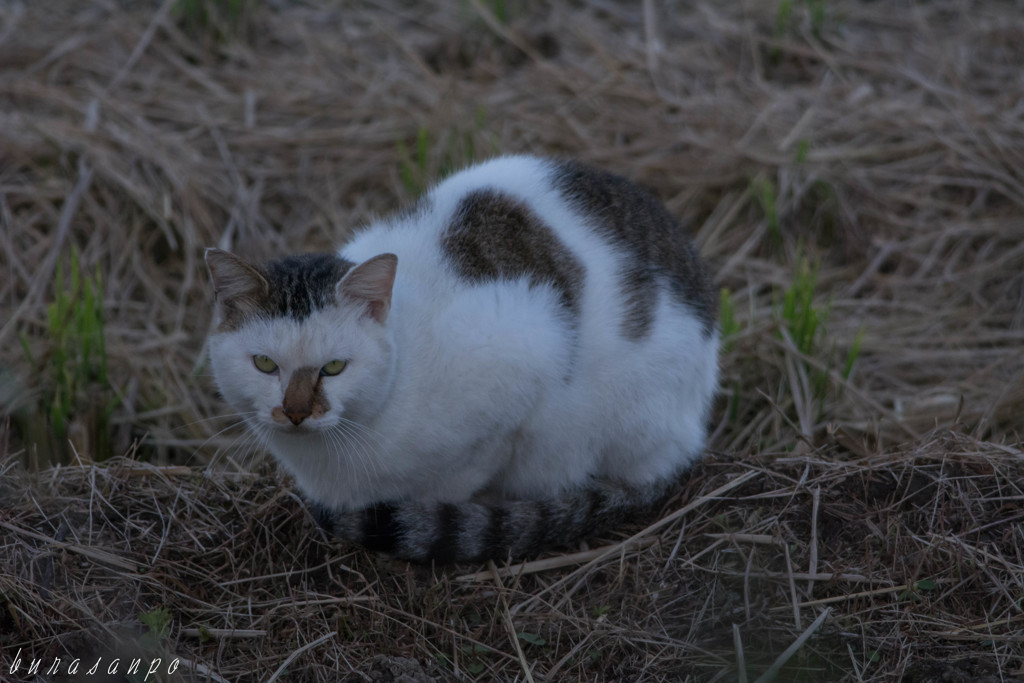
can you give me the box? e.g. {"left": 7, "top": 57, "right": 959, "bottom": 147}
{"left": 1, "top": 0, "right": 1023, "bottom": 680}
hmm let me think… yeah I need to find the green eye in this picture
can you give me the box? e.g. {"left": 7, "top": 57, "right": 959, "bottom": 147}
{"left": 253, "top": 354, "right": 278, "bottom": 374}
{"left": 321, "top": 359, "right": 347, "bottom": 376}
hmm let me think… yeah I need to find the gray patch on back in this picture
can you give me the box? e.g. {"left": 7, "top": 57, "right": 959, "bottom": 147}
{"left": 441, "top": 190, "right": 585, "bottom": 325}
{"left": 553, "top": 160, "right": 716, "bottom": 339}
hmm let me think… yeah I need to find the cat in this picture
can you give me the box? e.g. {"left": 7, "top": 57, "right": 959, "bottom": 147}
{"left": 204, "top": 155, "right": 719, "bottom": 563}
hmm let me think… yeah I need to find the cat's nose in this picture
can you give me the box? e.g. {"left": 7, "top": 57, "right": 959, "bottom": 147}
{"left": 283, "top": 409, "right": 311, "bottom": 426}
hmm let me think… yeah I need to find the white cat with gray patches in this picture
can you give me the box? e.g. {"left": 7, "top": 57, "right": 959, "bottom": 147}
{"left": 205, "top": 155, "right": 719, "bottom": 563}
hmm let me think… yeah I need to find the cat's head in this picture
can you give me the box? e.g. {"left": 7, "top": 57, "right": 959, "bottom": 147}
{"left": 204, "top": 248, "right": 398, "bottom": 435}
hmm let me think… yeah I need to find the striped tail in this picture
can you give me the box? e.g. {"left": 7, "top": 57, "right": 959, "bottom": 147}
{"left": 310, "top": 480, "right": 672, "bottom": 564}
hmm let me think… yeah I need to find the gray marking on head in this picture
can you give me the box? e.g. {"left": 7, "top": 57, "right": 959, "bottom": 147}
{"left": 212, "top": 252, "right": 356, "bottom": 330}
{"left": 441, "top": 190, "right": 585, "bottom": 327}
{"left": 553, "top": 160, "right": 716, "bottom": 339}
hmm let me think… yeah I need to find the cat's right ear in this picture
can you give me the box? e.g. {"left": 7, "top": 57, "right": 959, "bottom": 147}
{"left": 337, "top": 253, "right": 398, "bottom": 325}
{"left": 204, "top": 248, "right": 269, "bottom": 325}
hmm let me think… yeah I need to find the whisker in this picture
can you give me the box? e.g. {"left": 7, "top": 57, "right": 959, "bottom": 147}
{"left": 331, "top": 422, "right": 380, "bottom": 485}
{"left": 331, "top": 424, "right": 370, "bottom": 484}
{"left": 325, "top": 423, "right": 370, "bottom": 489}
{"left": 187, "top": 415, "right": 258, "bottom": 458}
{"left": 336, "top": 415, "right": 387, "bottom": 447}
{"left": 333, "top": 416, "right": 391, "bottom": 479}
{"left": 222, "top": 422, "right": 267, "bottom": 472}
{"left": 174, "top": 410, "right": 259, "bottom": 433}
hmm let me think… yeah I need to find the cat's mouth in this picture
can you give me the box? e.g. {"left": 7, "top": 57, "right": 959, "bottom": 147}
{"left": 270, "top": 405, "right": 326, "bottom": 432}
{"left": 268, "top": 421, "right": 329, "bottom": 439}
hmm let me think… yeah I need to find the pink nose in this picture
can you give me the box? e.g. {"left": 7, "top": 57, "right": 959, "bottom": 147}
{"left": 283, "top": 409, "right": 310, "bottom": 426}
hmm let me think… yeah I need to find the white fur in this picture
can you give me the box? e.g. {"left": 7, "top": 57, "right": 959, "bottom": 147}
{"left": 209, "top": 156, "right": 719, "bottom": 510}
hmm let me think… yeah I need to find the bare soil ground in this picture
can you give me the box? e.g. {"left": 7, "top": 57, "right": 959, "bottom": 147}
{"left": 1, "top": 1, "right": 1023, "bottom": 680}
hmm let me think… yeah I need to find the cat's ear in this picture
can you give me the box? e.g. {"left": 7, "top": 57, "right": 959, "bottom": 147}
{"left": 204, "top": 248, "right": 270, "bottom": 324}
{"left": 337, "top": 253, "right": 398, "bottom": 324}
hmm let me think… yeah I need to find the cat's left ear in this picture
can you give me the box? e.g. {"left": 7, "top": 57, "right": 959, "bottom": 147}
{"left": 205, "top": 248, "right": 270, "bottom": 325}
{"left": 337, "top": 253, "right": 398, "bottom": 324}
